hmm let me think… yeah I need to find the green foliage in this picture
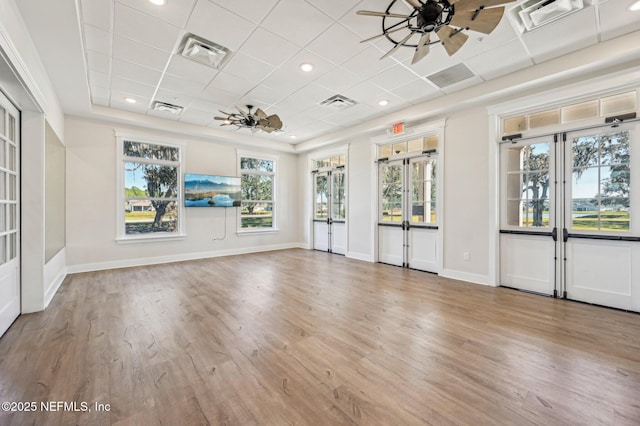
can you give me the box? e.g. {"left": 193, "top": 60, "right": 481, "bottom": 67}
{"left": 125, "top": 186, "right": 147, "bottom": 197}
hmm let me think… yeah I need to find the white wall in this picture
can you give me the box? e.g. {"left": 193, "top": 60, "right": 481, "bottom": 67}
{"left": 65, "top": 116, "right": 302, "bottom": 272}
{"left": 0, "top": 0, "right": 67, "bottom": 313}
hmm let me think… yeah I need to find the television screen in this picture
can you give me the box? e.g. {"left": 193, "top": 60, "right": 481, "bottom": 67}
{"left": 184, "top": 173, "right": 242, "bottom": 207}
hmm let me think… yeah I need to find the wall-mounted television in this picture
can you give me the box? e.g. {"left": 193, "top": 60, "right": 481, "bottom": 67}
{"left": 184, "top": 173, "right": 241, "bottom": 207}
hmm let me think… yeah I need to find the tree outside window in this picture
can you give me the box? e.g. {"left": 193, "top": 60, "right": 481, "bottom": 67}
{"left": 122, "top": 140, "right": 181, "bottom": 236}
{"left": 240, "top": 156, "right": 276, "bottom": 230}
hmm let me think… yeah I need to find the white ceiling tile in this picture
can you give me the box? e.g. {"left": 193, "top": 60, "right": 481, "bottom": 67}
{"left": 465, "top": 39, "right": 533, "bottom": 81}
{"left": 261, "top": 49, "right": 335, "bottom": 94}
{"left": 366, "top": 65, "right": 420, "bottom": 91}
{"left": 201, "top": 86, "right": 242, "bottom": 106}
{"left": 361, "top": 91, "right": 411, "bottom": 110}
{"left": 207, "top": 0, "right": 279, "bottom": 24}
{"left": 243, "top": 85, "right": 287, "bottom": 106}
{"left": 166, "top": 55, "right": 218, "bottom": 85}
{"left": 179, "top": 108, "right": 215, "bottom": 126}
{"left": 341, "top": 46, "right": 397, "bottom": 80}
{"left": 111, "top": 76, "right": 156, "bottom": 98}
{"left": 309, "top": 0, "right": 363, "bottom": 20}
{"left": 87, "top": 50, "right": 110, "bottom": 74}
{"left": 186, "top": 1, "right": 256, "bottom": 51}
{"left": 456, "top": 15, "right": 519, "bottom": 61}
{"left": 222, "top": 53, "right": 275, "bottom": 83}
{"left": 441, "top": 75, "right": 484, "bottom": 94}
{"left": 84, "top": 24, "right": 112, "bottom": 56}
{"left": 114, "top": 3, "right": 182, "bottom": 52}
{"left": 112, "top": 59, "right": 163, "bottom": 85}
{"left": 90, "top": 86, "right": 111, "bottom": 100}
{"left": 116, "top": 0, "right": 197, "bottom": 28}
{"left": 313, "top": 67, "right": 362, "bottom": 93}
{"left": 110, "top": 91, "right": 151, "bottom": 114}
{"left": 240, "top": 28, "right": 299, "bottom": 67}
{"left": 154, "top": 89, "right": 196, "bottom": 108}
{"left": 274, "top": 84, "right": 335, "bottom": 113}
{"left": 261, "top": 0, "right": 333, "bottom": 47}
{"left": 306, "top": 23, "right": 368, "bottom": 65}
{"left": 401, "top": 47, "right": 462, "bottom": 79}
{"left": 113, "top": 36, "right": 171, "bottom": 71}
{"left": 89, "top": 70, "right": 110, "bottom": 88}
{"left": 341, "top": 81, "right": 387, "bottom": 105}
{"left": 81, "top": 0, "right": 112, "bottom": 31}
{"left": 190, "top": 99, "right": 230, "bottom": 113}
{"left": 392, "top": 78, "right": 440, "bottom": 103}
{"left": 522, "top": 8, "right": 598, "bottom": 63}
{"left": 208, "top": 72, "right": 256, "bottom": 95}
{"left": 159, "top": 74, "right": 207, "bottom": 96}
{"left": 339, "top": 0, "right": 410, "bottom": 38}
{"left": 92, "top": 95, "right": 110, "bottom": 106}
{"left": 597, "top": 0, "right": 640, "bottom": 41}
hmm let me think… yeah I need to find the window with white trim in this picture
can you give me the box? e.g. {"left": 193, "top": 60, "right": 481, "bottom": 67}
{"left": 239, "top": 153, "right": 277, "bottom": 231}
{"left": 117, "top": 137, "right": 183, "bottom": 240}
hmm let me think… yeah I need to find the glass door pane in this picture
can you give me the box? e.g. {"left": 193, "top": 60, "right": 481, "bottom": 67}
{"left": 410, "top": 158, "right": 437, "bottom": 224}
{"left": 331, "top": 171, "right": 345, "bottom": 220}
{"left": 314, "top": 174, "right": 328, "bottom": 219}
{"left": 380, "top": 163, "right": 403, "bottom": 223}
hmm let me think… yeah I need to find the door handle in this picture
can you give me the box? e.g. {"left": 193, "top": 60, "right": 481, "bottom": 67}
{"left": 563, "top": 228, "right": 569, "bottom": 243}
{"left": 552, "top": 227, "right": 557, "bottom": 242}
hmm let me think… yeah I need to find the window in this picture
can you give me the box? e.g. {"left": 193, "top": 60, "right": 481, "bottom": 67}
{"left": 239, "top": 153, "right": 276, "bottom": 231}
{"left": 571, "top": 130, "right": 630, "bottom": 232}
{"left": 118, "top": 137, "right": 183, "bottom": 240}
{"left": 377, "top": 135, "right": 439, "bottom": 159}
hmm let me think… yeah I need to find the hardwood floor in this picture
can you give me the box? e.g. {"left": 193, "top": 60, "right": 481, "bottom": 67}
{"left": 1, "top": 249, "right": 639, "bottom": 425}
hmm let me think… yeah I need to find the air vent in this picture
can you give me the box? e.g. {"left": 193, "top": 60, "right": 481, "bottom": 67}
{"left": 181, "top": 34, "right": 231, "bottom": 69}
{"left": 426, "top": 63, "right": 475, "bottom": 88}
{"left": 151, "top": 101, "right": 183, "bottom": 115}
{"left": 508, "top": 0, "right": 584, "bottom": 33}
{"left": 319, "top": 94, "right": 358, "bottom": 110}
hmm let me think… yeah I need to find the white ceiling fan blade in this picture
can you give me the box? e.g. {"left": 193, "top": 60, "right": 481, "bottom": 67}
{"left": 380, "top": 32, "right": 415, "bottom": 60}
{"left": 357, "top": 10, "right": 412, "bottom": 19}
{"left": 411, "top": 33, "right": 431, "bottom": 64}
{"left": 235, "top": 105, "right": 249, "bottom": 119}
{"left": 361, "top": 25, "right": 408, "bottom": 43}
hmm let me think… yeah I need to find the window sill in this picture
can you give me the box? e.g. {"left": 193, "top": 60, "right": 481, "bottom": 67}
{"left": 236, "top": 228, "right": 279, "bottom": 236}
{"left": 116, "top": 233, "right": 186, "bottom": 244}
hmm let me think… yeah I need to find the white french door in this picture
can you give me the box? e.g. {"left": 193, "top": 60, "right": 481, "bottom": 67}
{"left": 0, "top": 90, "right": 20, "bottom": 337}
{"left": 378, "top": 155, "right": 439, "bottom": 273}
{"left": 313, "top": 168, "right": 346, "bottom": 255}
{"left": 500, "top": 122, "right": 640, "bottom": 311}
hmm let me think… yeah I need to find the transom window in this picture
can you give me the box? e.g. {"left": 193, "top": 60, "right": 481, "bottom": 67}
{"left": 377, "top": 135, "right": 438, "bottom": 159}
{"left": 239, "top": 154, "right": 277, "bottom": 231}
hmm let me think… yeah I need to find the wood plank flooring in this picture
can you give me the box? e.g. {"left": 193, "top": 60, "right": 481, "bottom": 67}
{"left": 1, "top": 249, "right": 639, "bottom": 425}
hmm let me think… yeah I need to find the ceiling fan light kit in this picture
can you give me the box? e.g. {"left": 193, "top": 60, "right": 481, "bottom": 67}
{"left": 358, "top": 0, "right": 515, "bottom": 64}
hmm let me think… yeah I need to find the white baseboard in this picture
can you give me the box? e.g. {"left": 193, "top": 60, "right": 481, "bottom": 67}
{"left": 44, "top": 249, "right": 67, "bottom": 308}
{"left": 67, "top": 243, "right": 306, "bottom": 274}
{"left": 440, "top": 269, "right": 495, "bottom": 287}
{"left": 346, "top": 251, "right": 374, "bottom": 262}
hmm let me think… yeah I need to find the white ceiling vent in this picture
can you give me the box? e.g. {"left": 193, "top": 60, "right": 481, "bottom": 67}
{"left": 320, "top": 94, "right": 358, "bottom": 110}
{"left": 426, "top": 63, "right": 475, "bottom": 88}
{"left": 151, "top": 101, "right": 183, "bottom": 115}
{"left": 509, "top": 0, "right": 584, "bottom": 33}
{"left": 181, "top": 34, "right": 231, "bottom": 69}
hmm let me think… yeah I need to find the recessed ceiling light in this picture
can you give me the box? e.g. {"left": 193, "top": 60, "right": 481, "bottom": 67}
{"left": 629, "top": 0, "right": 640, "bottom": 11}
{"left": 300, "top": 63, "right": 314, "bottom": 72}
{"left": 290, "top": 135, "right": 297, "bottom": 139}
{"left": 149, "top": 0, "right": 167, "bottom": 5}
{"left": 124, "top": 97, "right": 136, "bottom": 104}
{"left": 378, "top": 100, "right": 389, "bottom": 106}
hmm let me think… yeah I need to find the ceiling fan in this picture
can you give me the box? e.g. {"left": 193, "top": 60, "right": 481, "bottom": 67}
{"left": 357, "top": 0, "right": 515, "bottom": 64}
{"left": 214, "top": 105, "right": 283, "bottom": 133}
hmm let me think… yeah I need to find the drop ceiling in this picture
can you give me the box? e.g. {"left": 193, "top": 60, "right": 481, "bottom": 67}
{"left": 16, "top": 0, "right": 640, "bottom": 145}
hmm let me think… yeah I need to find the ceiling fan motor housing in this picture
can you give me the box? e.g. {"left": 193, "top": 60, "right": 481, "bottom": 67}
{"left": 417, "top": 0, "right": 454, "bottom": 32}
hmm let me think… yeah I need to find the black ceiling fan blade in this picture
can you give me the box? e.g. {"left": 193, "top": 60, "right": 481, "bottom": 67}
{"left": 380, "top": 32, "right": 415, "bottom": 59}
{"left": 453, "top": 0, "right": 515, "bottom": 10}
{"left": 411, "top": 33, "right": 431, "bottom": 64}
{"left": 357, "top": 10, "right": 413, "bottom": 19}
{"left": 361, "top": 25, "right": 408, "bottom": 43}
{"left": 450, "top": 7, "right": 505, "bottom": 34}
{"left": 435, "top": 25, "right": 469, "bottom": 56}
